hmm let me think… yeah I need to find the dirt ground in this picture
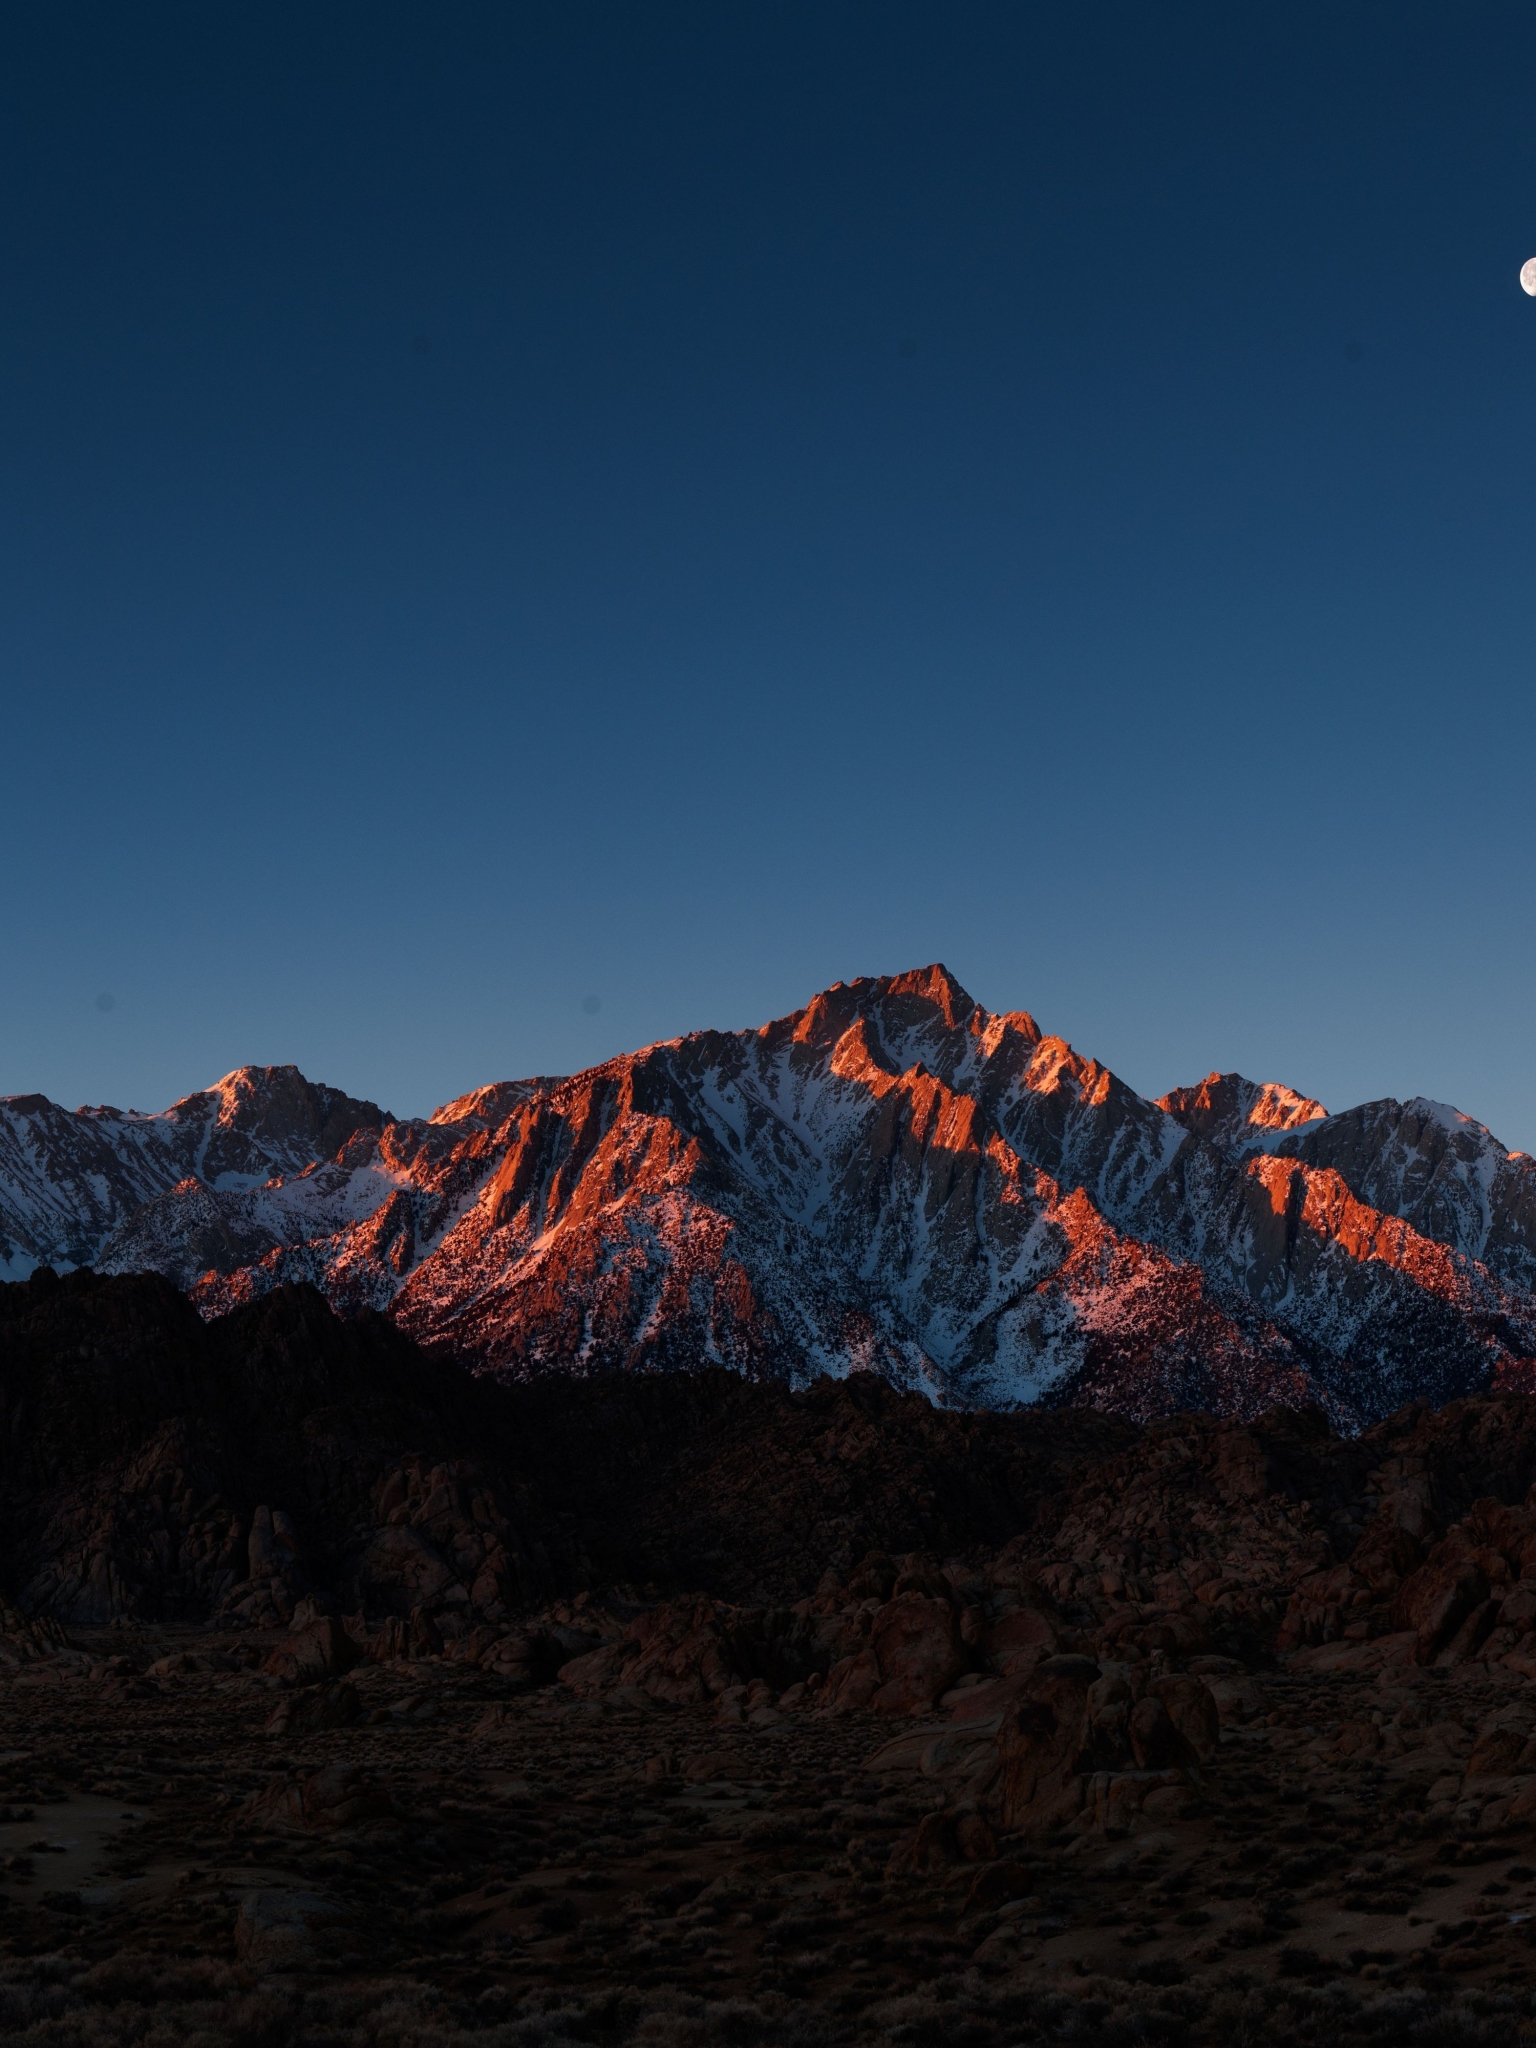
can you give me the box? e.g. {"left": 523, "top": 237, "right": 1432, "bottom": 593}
{"left": 2, "top": 1632, "right": 1536, "bottom": 2047}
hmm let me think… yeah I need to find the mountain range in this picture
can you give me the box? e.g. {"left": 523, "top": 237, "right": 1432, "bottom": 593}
{"left": 4, "top": 964, "right": 1535, "bottom": 1427}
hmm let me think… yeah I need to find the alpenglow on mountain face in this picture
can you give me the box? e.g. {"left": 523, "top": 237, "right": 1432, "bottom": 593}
{"left": 4, "top": 967, "right": 1536, "bottom": 1427}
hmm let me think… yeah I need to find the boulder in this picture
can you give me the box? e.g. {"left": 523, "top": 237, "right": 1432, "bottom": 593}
{"left": 263, "top": 1680, "right": 363, "bottom": 1737}
{"left": 886, "top": 1810, "right": 997, "bottom": 1873}
{"left": 262, "top": 1615, "right": 362, "bottom": 1684}
{"left": 247, "top": 1505, "right": 303, "bottom": 1582}
{"left": 867, "top": 1593, "right": 966, "bottom": 1714}
{"left": 1128, "top": 1694, "right": 1182, "bottom": 1770}
{"left": 826, "top": 1592, "right": 966, "bottom": 1716}
{"left": 1467, "top": 1723, "right": 1528, "bottom": 1778}
{"left": 994, "top": 1659, "right": 1120, "bottom": 1829}
{"left": 235, "top": 1888, "right": 341, "bottom": 1970}
{"left": 1149, "top": 1673, "right": 1221, "bottom": 1762}
{"left": 144, "top": 1649, "right": 236, "bottom": 1679}
{"left": 357, "top": 1520, "right": 459, "bottom": 1609}
{"left": 963, "top": 1858, "right": 1033, "bottom": 1913}
{"left": 826, "top": 1647, "right": 880, "bottom": 1712}
{"left": 985, "top": 1606, "right": 1057, "bottom": 1668}
{"left": 472, "top": 1628, "right": 548, "bottom": 1686}
{"left": 222, "top": 1505, "right": 311, "bottom": 1627}
{"left": 986, "top": 1657, "right": 1219, "bottom": 1836}
{"left": 559, "top": 1641, "right": 632, "bottom": 1694}
{"left": 1391, "top": 1561, "right": 1489, "bottom": 1664}
{"left": 243, "top": 1764, "right": 392, "bottom": 1835}
{"left": 619, "top": 1603, "right": 743, "bottom": 1703}
{"left": 361, "top": 1606, "right": 445, "bottom": 1663}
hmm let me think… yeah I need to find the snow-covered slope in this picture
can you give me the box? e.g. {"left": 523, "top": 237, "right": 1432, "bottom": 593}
{"left": 0, "top": 1068, "right": 388, "bottom": 1280}
{"left": 6, "top": 968, "right": 1535, "bottom": 1427}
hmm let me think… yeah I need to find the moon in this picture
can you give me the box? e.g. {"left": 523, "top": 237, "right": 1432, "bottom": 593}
{"left": 1522, "top": 257, "right": 1536, "bottom": 296}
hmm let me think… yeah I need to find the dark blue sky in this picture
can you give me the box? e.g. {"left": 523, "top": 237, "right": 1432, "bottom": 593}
{"left": 4, "top": 4, "right": 1536, "bottom": 1140}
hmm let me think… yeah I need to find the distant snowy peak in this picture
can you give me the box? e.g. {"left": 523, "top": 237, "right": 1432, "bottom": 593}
{"left": 1158, "top": 1072, "right": 1328, "bottom": 1157}
{"left": 62, "top": 1064, "right": 390, "bottom": 1190}
{"left": 169, "top": 1066, "right": 391, "bottom": 1186}
{"left": 0, "top": 1065, "right": 388, "bottom": 1279}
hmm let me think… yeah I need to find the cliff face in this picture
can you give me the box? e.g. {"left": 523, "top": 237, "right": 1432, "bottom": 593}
{"left": 6, "top": 967, "right": 1536, "bottom": 1424}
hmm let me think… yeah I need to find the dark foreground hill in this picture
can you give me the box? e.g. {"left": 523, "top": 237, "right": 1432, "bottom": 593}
{"left": 6, "top": 1268, "right": 1536, "bottom": 2045}
{"left": 12, "top": 1263, "right": 1536, "bottom": 1639}
{"left": 0, "top": 1265, "right": 1133, "bottom": 1626}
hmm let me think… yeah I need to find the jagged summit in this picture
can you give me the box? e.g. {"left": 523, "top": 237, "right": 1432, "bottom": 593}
{"left": 1158, "top": 1072, "right": 1328, "bottom": 1156}
{"left": 858, "top": 963, "right": 985, "bottom": 1032}
{"left": 427, "top": 1078, "right": 565, "bottom": 1129}
{"left": 4, "top": 970, "right": 1535, "bottom": 1428}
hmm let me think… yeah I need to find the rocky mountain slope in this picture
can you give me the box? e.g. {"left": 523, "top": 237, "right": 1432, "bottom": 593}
{"left": 5, "top": 967, "right": 1536, "bottom": 1424}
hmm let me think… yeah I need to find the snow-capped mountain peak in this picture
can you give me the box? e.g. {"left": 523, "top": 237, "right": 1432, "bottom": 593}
{"left": 5, "top": 971, "right": 1534, "bottom": 1429}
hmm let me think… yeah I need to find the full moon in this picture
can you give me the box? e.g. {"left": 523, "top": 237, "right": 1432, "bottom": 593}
{"left": 1522, "top": 257, "right": 1536, "bottom": 296}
